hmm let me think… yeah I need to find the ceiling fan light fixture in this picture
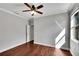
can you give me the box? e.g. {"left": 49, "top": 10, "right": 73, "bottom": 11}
{"left": 30, "top": 10, "right": 36, "bottom": 15}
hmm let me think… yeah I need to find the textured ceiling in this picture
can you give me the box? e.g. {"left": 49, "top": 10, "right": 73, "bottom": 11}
{"left": 0, "top": 3, "right": 75, "bottom": 19}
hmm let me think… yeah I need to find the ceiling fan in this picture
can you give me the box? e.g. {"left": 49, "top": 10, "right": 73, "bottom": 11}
{"left": 22, "top": 3, "right": 43, "bottom": 16}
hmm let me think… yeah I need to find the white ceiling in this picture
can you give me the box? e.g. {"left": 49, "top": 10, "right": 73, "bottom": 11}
{"left": 0, "top": 3, "right": 75, "bottom": 19}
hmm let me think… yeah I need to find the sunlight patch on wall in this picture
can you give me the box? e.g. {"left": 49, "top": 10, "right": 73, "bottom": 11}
{"left": 55, "top": 28, "right": 65, "bottom": 48}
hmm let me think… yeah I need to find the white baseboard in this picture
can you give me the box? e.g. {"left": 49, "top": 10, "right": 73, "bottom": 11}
{"left": 0, "top": 41, "right": 70, "bottom": 53}
{"left": 34, "top": 42, "right": 69, "bottom": 51}
{"left": 70, "top": 49, "right": 75, "bottom": 56}
{"left": 0, "top": 41, "right": 26, "bottom": 53}
{"left": 34, "top": 42, "right": 54, "bottom": 47}
{"left": 60, "top": 47, "right": 70, "bottom": 51}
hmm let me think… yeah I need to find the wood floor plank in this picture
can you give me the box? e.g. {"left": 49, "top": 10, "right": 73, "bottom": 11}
{"left": 0, "top": 42, "right": 72, "bottom": 56}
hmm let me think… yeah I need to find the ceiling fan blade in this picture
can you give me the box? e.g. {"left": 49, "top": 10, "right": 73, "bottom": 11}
{"left": 32, "top": 5, "right": 35, "bottom": 10}
{"left": 35, "top": 11, "right": 43, "bottom": 14}
{"left": 22, "top": 10, "right": 31, "bottom": 12}
{"left": 24, "top": 3, "right": 31, "bottom": 8}
{"left": 37, "top": 5, "right": 43, "bottom": 9}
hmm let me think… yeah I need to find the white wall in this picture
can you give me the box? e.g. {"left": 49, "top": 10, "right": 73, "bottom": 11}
{"left": 0, "top": 10, "right": 27, "bottom": 52}
{"left": 34, "top": 13, "right": 69, "bottom": 50}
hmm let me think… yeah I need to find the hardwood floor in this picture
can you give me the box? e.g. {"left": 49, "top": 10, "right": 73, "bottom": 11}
{"left": 0, "top": 42, "right": 72, "bottom": 56}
